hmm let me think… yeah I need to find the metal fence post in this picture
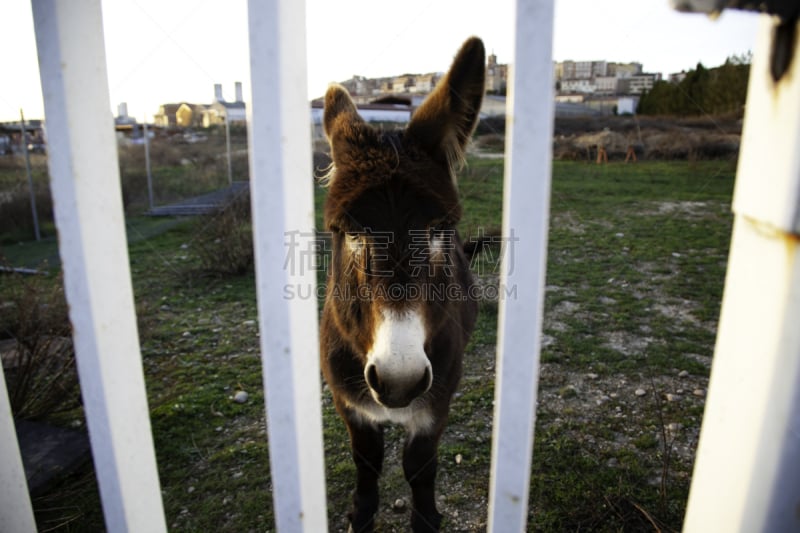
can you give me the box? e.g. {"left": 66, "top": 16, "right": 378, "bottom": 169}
{"left": 20, "top": 109, "right": 41, "bottom": 241}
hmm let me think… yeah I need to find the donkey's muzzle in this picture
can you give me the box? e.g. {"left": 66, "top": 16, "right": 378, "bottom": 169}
{"left": 365, "top": 363, "right": 432, "bottom": 408}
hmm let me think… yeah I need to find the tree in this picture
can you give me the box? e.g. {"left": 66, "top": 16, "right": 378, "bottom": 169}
{"left": 637, "top": 57, "right": 750, "bottom": 116}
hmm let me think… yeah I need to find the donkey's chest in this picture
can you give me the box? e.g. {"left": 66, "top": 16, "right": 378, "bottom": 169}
{"left": 350, "top": 398, "right": 435, "bottom": 436}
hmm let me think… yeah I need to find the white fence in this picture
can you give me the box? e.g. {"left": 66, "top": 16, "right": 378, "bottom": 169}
{"left": 1, "top": 0, "right": 799, "bottom": 531}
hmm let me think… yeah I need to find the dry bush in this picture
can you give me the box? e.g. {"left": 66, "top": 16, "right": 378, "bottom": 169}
{"left": 0, "top": 272, "right": 80, "bottom": 419}
{"left": 0, "top": 183, "right": 54, "bottom": 243}
{"left": 472, "top": 133, "right": 506, "bottom": 153}
{"left": 192, "top": 191, "right": 254, "bottom": 276}
{"left": 553, "top": 137, "right": 589, "bottom": 161}
{"left": 642, "top": 131, "right": 739, "bottom": 160}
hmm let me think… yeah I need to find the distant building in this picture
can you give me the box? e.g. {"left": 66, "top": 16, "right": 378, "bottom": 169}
{"left": 485, "top": 53, "right": 508, "bottom": 94}
{"left": 0, "top": 120, "right": 45, "bottom": 154}
{"left": 618, "top": 73, "right": 661, "bottom": 94}
{"left": 115, "top": 102, "right": 137, "bottom": 128}
{"left": 390, "top": 76, "right": 415, "bottom": 93}
{"left": 617, "top": 96, "right": 640, "bottom": 115}
{"left": 574, "top": 61, "right": 594, "bottom": 79}
{"left": 669, "top": 71, "right": 688, "bottom": 84}
{"left": 202, "top": 82, "right": 246, "bottom": 127}
{"left": 560, "top": 60, "right": 577, "bottom": 80}
{"left": 154, "top": 102, "right": 206, "bottom": 128}
{"left": 333, "top": 52, "right": 504, "bottom": 100}
{"left": 561, "top": 78, "right": 595, "bottom": 94}
{"left": 555, "top": 60, "right": 613, "bottom": 81}
{"left": 594, "top": 76, "right": 619, "bottom": 95}
{"left": 153, "top": 82, "right": 246, "bottom": 129}
{"left": 553, "top": 58, "right": 654, "bottom": 112}
{"left": 414, "top": 73, "right": 437, "bottom": 93}
{"left": 608, "top": 62, "right": 643, "bottom": 77}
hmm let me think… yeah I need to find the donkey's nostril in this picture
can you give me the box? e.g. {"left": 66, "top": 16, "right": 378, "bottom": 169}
{"left": 413, "top": 366, "right": 433, "bottom": 397}
{"left": 365, "top": 363, "right": 382, "bottom": 393}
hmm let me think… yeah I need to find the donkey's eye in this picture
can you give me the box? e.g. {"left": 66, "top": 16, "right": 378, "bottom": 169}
{"left": 345, "top": 233, "right": 363, "bottom": 252}
{"left": 429, "top": 221, "right": 447, "bottom": 241}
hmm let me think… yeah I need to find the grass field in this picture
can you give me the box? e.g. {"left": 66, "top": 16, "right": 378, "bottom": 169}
{"left": 0, "top": 157, "right": 736, "bottom": 532}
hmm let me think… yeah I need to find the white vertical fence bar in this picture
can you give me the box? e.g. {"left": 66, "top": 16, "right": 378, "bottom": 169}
{"left": 683, "top": 15, "right": 800, "bottom": 532}
{"left": 246, "top": 0, "right": 328, "bottom": 531}
{"left": 31, "top": 1, "right": 167, "bottom": 531}
{"left": 487, "top": 0, "right": 555, "bottom": 531}
{"left": 0, "top": 365, "right": 37, "bottom": 533}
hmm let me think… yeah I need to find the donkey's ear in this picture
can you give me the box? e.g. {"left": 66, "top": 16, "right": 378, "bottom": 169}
{"left": 323, "top": 84, "right": 362, "bottom": 141}
{"left": 323, "top": 84, "right": 370, "bottom": 170}
{"left": 407, "top": 37, "right": 485, "bottom": 171}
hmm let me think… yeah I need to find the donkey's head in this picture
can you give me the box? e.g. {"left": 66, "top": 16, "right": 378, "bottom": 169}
{"left": 322, "top": 38, "right": 485, "bottom": 409}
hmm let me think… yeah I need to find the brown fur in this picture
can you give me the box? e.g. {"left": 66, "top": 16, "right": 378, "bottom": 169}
{"left": 320, "top": 37, "right": 485, "bottom": 532}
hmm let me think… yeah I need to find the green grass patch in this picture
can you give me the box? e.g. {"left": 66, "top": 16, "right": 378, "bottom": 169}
{"left": 0, "top": 158, "right": 735, "bottom": 531}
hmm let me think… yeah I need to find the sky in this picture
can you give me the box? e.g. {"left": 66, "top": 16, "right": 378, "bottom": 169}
{"left": 1, "top": 0, "right": 758, "bottom": 123}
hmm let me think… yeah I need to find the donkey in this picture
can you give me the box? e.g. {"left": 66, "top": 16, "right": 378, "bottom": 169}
{"left": 320, "top": 37, "right": 485, "bottom": 532}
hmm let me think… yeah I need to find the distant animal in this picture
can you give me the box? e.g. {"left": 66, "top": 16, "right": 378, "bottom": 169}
{"left": 320, "top": 37, "right": 485, "bottom": 532}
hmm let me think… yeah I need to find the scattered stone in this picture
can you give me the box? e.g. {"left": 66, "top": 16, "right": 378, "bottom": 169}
{"left": 606, "top": 457, "right": 619, "bottom": 468}
{"left": 586, "top": 373, "right": 599, "bottom": 380}
{"left": 678, "top": 370, "right": 690, "bottom": 378}
{"left": 182, "top": 331, "right": 192, "bottom": 337}
{"left": 693, "top": 388, "right": 706, "bottom": 397}
{"left": 665, "top": 393, "right": 680, "bottom": 402}
{"left": 667, "top": 422, "right": 683, "bottom": 434}
{"left": 233, "top": 390, "right": 249, "bottom": 404}
{"left": 392, "top": 498, "right": 406, "bottom": 512}
{"left": 455, "top": 453, "right": 463, "bottom": 465}
{"left": 242, "top": 320, "right": 256, "bottom": 327}
{"left": 187, "top": 486, "right": 195, "bottom": 494}
{"left": 615, "top": 233, "right": 624, "bottom": 238}
{"left": 634, "top": 388, "right": 647, "bottom": 397}
{"left": 233, "top": 471, "right": 244, "bottom": 479}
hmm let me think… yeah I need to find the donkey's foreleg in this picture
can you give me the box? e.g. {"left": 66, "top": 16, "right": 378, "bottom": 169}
{"left": 403, "top": 433, "right": 443, "bottom": 532}
{"left": 346, "top": 420, "right": 384, "bottom": 533}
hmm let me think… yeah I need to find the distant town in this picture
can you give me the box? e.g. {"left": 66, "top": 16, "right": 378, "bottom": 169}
{"left": 1, "top": 52, "right": 685, "bottom": 154}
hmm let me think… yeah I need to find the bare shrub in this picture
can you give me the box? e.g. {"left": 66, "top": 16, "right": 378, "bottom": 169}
{"left": 0, "top": 272, "right": 80, "bottom": 419}
{"left": 472, "top": 133, "right": 506, "bottom": 153}
{"left": 0, "top": 184, "right": 54, "bottom": 243}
